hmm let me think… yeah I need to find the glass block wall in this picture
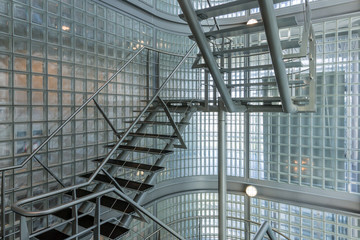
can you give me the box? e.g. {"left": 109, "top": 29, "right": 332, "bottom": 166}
{"left": 140, "top": 192, "right": 360, "bottom": 240}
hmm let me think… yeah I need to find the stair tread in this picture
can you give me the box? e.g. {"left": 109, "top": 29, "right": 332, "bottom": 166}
{"left": 125, "top": 120, "right": 190, "bottom": 126}
{"left": 66, "top": 189, "right": 135, "bottom": 214}
{"left": 220, "top": 61, "right": 302, "bottom": 72}
{"left": 209, "top": 40, "right": 300, "bottom": 56}
{"left": 93, "top": 158, "right": 164, "bottom": 172}
{"left": 234, "top": 96, "right": 309, "bottom": 103}
{"left": 35, "top": 229, "right": 70, "bottom": 240}
{"left": 117, "top": 132, "right": 178, "bottom": 140}
{"left": 190, "top": 16, "right": 298, "bottom": 40}
{"left": 105, "top": 144, "right": 174, "bottom": 155}
{"left": 179, "top": 0, "right": 290, "bottom": 21}
{"left": 80, "top": 173, "right": 154, "bottom": 192}
{"left": 53, "top": 208, "right": 129, "bottom": 239}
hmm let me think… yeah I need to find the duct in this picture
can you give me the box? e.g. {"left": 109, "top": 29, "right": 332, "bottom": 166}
{"left": 258, "top": 0, "right": 298, "bottom": 113}
{"left": 177, "top": 0, "right": 245, "bottom": 113}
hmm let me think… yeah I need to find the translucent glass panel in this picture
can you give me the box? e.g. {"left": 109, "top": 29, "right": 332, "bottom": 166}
{"left": 251, "top": 197, "right": 360, "bottom": 240}
{"left": 249, "top": 16, "right": 360, "bottom": 193}
{"left": 156, "top": 192, "right": 245, "bottom": 239}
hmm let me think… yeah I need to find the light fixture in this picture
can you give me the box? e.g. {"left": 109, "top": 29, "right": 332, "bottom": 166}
{"left": 245, "top": 185, "right": 257, "bottom": 197}
{"left": 62, "top": 25, "right": 70, "bottom": 31}
{"left": 246, "top": 19, "right": 258, "bottom": 25}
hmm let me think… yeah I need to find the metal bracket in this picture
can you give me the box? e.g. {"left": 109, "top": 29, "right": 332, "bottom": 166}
{"left": 93, "top": 99, "right": 120, "bottom": 139}
{"left": 157, "top": 96, "right": 187, "bottom": 149}
{"left": 253, "top": 221, "right": 276, "bottom": 240}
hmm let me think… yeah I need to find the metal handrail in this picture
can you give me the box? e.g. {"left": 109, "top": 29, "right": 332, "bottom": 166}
{"left": 145, "top": 216, "right": 291, "bottom": 240}
{"left": 7, "top": 43, "right": 196, "bottom": 239}
{"left": 12, "top": 187, "right": 184, "bottom": 240}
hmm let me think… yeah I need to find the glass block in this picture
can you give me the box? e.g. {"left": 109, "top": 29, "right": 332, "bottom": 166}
{"left": 14, "top": 107, "right": 29, "bottom": 121}
{"left": 14, "top": 57, "right": 28, "bottom": 71}
{"left": 47, "top": 1, "right": 58, "bottom": 15}
{"left": 0, "top": 16, "right": 10, "bottom": 33}
{"left": 14, "top": 21, "right": 29, "bottom": 37}
{"left": 14, "top": 4, "right": 28, "bottom": 21}
{"left": 32, "top": 59, "right": 44, "bottom": 73}
{"left": 0, "top": 53, "right": 10, "bottom": 69}
{"left": 32, "top": 107, "right": 44, "bottom": 121}
{"left": 14, "top": 73, "right": 27, "bottom": 88}
{"left": 47, "top": 60, "right": 59, "bottom": 75}
{"left": 14, "top": 90, "right": 27, "bottom": 104}
{"left": 32, "top": 26, "right": 45, "bottom": 41}
{"left": 0, "top": 34, "right": 10, "bottom": 51}
{"left": 32, "top": 11, "right": 44, "bottom": 25}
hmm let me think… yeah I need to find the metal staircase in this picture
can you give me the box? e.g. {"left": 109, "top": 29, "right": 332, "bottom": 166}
{"left": 2, "top": 45, "right": 197, "bottom": 240}
{"left": 178, "top": 0, "right": 316, "bottom": 113}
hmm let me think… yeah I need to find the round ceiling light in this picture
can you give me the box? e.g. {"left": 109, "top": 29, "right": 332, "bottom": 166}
{"left": 245, "top": 185, "right": 258, "bottom": 197}
{"left": 247, "top": 19, "right": 258, "bottom": 25}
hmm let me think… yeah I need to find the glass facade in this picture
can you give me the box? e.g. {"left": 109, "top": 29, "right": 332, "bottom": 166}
{"left": 0, "top": 0, "right": 359, "bottom": 239}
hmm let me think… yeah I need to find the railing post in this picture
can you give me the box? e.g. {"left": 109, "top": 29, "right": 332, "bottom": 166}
{"left": 72, "top": 190, "right": 78, "bottom": 240}
{"left": 1, "top": 172, "right": 5, "bottom": 240}
{"left": 94, "top": 197, "right": 101, "bottom": 240}
{"left": 20, "top": 216, "right": 29, "bottom": 240}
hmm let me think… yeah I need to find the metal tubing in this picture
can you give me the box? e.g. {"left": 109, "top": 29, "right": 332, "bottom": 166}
{"left": 93, "top": 99, "right": 119, "bottom": 138}
{"left": 11, "top": 44, "right": 197, "bottom": 213}
{"left": 12, "top": 187, "right": 185, "bottom": 240}
{"left": 177, "top": 0, "right": 245, "bottom": 113}
{"left": 253, "top": 221, "right": 270, "bottom": 240}
{"left": 33, "top": 156, "right": 66, "bottom": 188}
{"left": 0, "top": 46, "right": 146, "bottom": 172}
{"left": 94, "top": 197, "right": 100, "bottom": 240}
{"left": 257, "top": 0, "right": 298, "bottom": 113}
{"left": 1, "top": 172, "right": 5, "bottom": 240}
{"left": 218, "top": 108, "right": 227, "bottom": 240}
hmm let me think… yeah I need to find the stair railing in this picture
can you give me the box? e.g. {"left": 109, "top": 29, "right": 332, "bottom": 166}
{"left": 4, "top": 43, "right": 196, "bottom": 239}
{"left": 144, "top": 216, "right": 290, "bottom": 240}
{"left": 12, "top": 187, "right": 185, "bottom": 240}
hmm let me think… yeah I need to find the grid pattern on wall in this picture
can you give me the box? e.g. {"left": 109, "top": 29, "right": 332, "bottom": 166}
{"left": 148, "top": 192, "right": 360, "bottom": 240}
{"left": 0, "top": 0, "right": 200, "bottom": 236}
{"left": 251, "top": 17, "right": 360, "bottom": 193}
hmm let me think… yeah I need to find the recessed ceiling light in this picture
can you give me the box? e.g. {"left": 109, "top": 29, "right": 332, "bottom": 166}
{"left": 245, "top": 185, "right": 258, "bottom": 197}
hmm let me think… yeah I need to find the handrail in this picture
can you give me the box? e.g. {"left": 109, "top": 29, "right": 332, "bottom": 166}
{"left": 12, "top": 187, "right": 184, "bottom": 240}
{"left": 145, "top": 216, "right": 291, "bottom": 240}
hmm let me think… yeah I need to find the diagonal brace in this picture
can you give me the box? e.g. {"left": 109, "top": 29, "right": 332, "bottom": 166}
{"left": 93, "top": 99, "right": 120, "bottom": 139}
{"left": 157, "top": 97, "right": 187, "bottom": 149}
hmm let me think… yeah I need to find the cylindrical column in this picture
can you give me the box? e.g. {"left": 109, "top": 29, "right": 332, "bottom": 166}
{"left": 257, "top": 0, "right": 297, "bottom": 113}
{"left": 218, "top": 109, "right": 227, "bottom": 240}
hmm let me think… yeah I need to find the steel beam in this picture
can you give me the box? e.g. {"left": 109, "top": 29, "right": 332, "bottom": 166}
{"left": 257, "top": 0, "right": 297, "bottom": 113}
{"left": 177, "top": 0, "right": 245, "bottom": 113}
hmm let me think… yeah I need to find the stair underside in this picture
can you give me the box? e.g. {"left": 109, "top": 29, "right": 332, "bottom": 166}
{"left": 205, "top": 40, "right": 300, "bottom": 57}
{"left": 117, "top": 132, "right": 178, "bottom": 140}
{"left": 104, "top": 144, "right": 174, "bottom": 155}
{"left": 80, "top": 173, "right": 153, "bottom": 192}
{"left": 93, "top": 158, "right": 164, "bottom": 172}
{"left": 234, "top": 96, "right": 309, "bottom": 104}
{"left": 125, "top": 120, "right": 190, "bottom": 126}
{"left": 180, "top": 0, "right": 291, "bottom": 21}
{"left": 35, "top": 229, "right": 70, "bottom": 240}
{"left": 190, "top": 16, "right": 298, "bottom": 40}
{"left": 66, "top": 188, "right": 135, "bottom": 214}
{"left": 220, "top": 61, "right": 302, "bottom": 72}
{"left": 52, "top": 208, "right": 129, "bottom": 239}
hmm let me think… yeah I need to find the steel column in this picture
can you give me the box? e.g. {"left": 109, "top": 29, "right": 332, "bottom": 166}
{"left": 1, "top": 172, "right": 5, "bottom": 240}
{"left": 218, "top": 108, "right": 227, "bottom": 240}
{"left": 257, "top": 0, "right": 297, "bottom": 113}
{"left": 177, "top": 0, "right": 245, "bottom": 112}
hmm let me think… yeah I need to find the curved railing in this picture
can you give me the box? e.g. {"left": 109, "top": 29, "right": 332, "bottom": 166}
{"left": 145, "top": 216, "right": 290, "bottom": 240}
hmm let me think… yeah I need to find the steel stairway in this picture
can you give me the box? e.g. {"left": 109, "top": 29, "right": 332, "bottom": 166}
{"left": 31, "top": 99, "right": 196, "bottom": 240}
{"left": 178, "top": 0, "right": 316, "bottom": 113}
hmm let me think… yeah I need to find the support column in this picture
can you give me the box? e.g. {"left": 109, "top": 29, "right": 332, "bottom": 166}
{"left": 218, "top": 108, "right": 227, "bottom": 240}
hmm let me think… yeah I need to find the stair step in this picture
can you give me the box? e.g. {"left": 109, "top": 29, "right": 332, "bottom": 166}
{"left": 234, "top": 96, "right": 309, "bottom": 104}
{"left": 66, "top": 189, "right": 135, "bottom": 214}
{"left": 93, "top": 158, "right": 164, "bottom": 172}
{"left": 104, "top": 144, "right": 174, "bottom": 155}
{"left": 220, "top": 61, "right": 302, "bottom": 72}
{"left": 125, "top": 120, "right": 190, "bottom": 126}
{"left": 80, "top": 173, "right": 153, "bottom": 192}
{"left": 190, "top": 16, "right": 297, "bottom": 40}
{"left": 133, "top": 106, "right": 190, "bottom": 113}
{"left": 227, "top": 79, "right": 306, "bottom": 88}
{"left": 209, "top": 40, "right": 300, "bottom": 56}
{"left": 53, "top": 208, "right": 129, "bottom": 239}
{"left": 179, "top": 0, "right": 290, "bottom": 21}
{"left": 117, "top": 132, "right": 178, "bottom": 140}
{"left": 35, "top": 229, "right": 70, "bottom": 240}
